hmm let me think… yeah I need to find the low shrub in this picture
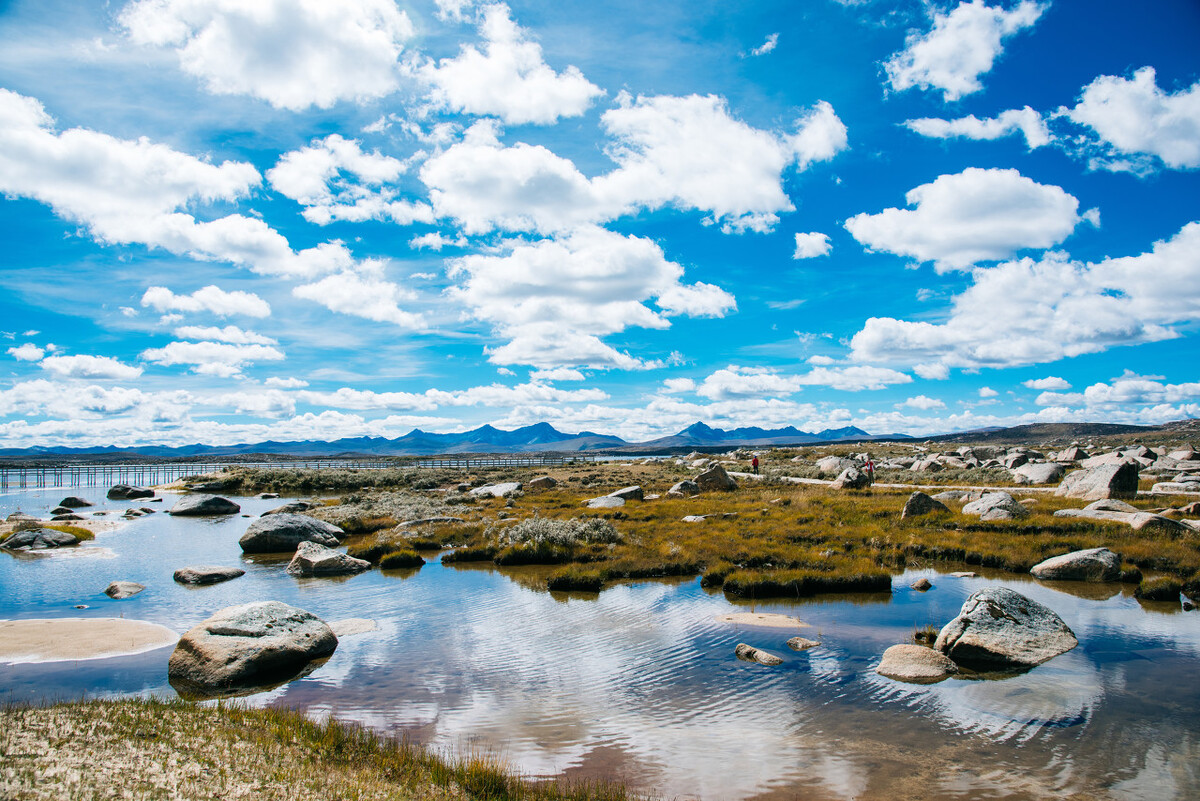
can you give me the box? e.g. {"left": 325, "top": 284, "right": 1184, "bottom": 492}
{"left": 547, "top": 567, "right": 605, "bottom": 592}
{"left": 380, "top": 550, "right": 425, "bottom": 569}
{"left": 1135, "top": 576, "right": 1182, "bottom": 601}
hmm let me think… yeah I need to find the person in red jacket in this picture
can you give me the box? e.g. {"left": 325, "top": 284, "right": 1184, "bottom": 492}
{"left": 751, "top": 455, "right": 759, "bottom": 475}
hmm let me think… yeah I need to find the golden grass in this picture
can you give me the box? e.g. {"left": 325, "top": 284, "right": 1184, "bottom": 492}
{"left": 0, "top": 698, "right": 638, "bottom": 801}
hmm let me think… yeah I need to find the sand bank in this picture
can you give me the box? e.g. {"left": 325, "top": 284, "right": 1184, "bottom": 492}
{"left": 0, "top": 618, "right": 177, "bottom": 664}
{"left": 714, "top": 612, "right": 811, "bottom": 628}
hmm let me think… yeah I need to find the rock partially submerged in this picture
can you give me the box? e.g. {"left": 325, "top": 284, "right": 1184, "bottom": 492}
{"left": 262, "top": 501, "right": 314, "bottom": 516}
{"left": 169, "top": 494, "right": 241, "bottom": 516}
{"left": 734, "top": 643, "right": 784, "bottom": 666}
{"left": 1030, "top": 547, "right": 1122, "bottom": 582}
{"left": 58, "top": 496, "right": 93, "bottom": 508}
{"left": 168, "top": 601, "right": 337, "bottom": 697}
{"left": 786, "top": 636, "right": 820, "bottom": 651}
{"left": 173, "top": 565, "right": 246, "bottom": 585}
{"left": 876, "top": 644, "right": 957, "bottom": 683}
{"left": 935, "top": 587, "right": 1077, "bottom": 668}
{"left": 910, "top": 577, "right": 933, "bottom": 591}
{"left": 286, "top": 541, "right": 371, "bottom": 577}
{"left": 238, "top": 514, "right": 344, "bottom": 553}
{"left": 107, "top": 485, "right": 154, "bottom": 500}
{"left": 0, "top": 528, "right": 79, "bottom": 550}
{"left": 1056, "top": 462, "right": 1140, "bottom": 501}
{"left": 901, "top": 491, "right": 949, "bottom": 519}
{"left": 104, "top": 581, "right": 145, "bottom": 599}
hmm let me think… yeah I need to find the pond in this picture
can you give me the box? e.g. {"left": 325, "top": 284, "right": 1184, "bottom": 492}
{"left": 2, "top": 486, "right": 1199, "bottom": 800}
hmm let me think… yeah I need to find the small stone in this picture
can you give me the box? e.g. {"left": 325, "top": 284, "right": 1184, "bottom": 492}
{"left": 786, "top": 637, "right": 820, "bottom": 651}
{"left": 734, "top": 643, "right": 784, "bottom": 666}
{"left": 104, "top": 581, "right": 145, "bottom": 599}
{"left": 910, "top": 577, "right": 933, "bottom": 591}
{"left": 173, "top": 566, "right": 246, "bottom": 585}
{"left": 876, "top": 644, "right": 958, "bottom": 683}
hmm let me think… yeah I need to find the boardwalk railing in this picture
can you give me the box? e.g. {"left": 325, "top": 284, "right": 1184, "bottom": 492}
{"left": 0, "top": 455, "right": 600, "bottom": 491}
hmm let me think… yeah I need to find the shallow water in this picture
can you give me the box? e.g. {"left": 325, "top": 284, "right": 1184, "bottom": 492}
{"left": 2, "top": 486, "right": 1199, "bottom": 800}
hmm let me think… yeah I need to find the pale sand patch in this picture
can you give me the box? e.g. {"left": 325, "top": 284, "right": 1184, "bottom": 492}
{"left": 330, "top": 618, "right": 379, "bottom": 637}
{"left": 0, "top": 618, "right": 178, "bottom": 664}
{"left": 714, "top": 612, "right": 811, "bottom": 628}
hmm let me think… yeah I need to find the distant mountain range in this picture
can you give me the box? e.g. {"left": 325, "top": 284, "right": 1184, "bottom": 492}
{"left": 0, "top": 421, "right": 898, "bottom": 461}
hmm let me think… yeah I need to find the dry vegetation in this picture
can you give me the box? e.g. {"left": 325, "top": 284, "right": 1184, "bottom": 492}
{"left": 0, "top": 699, "right": 636, "bottom": 801}
{"left": 233, "top": 455, "right": 1200, "bottom": 600}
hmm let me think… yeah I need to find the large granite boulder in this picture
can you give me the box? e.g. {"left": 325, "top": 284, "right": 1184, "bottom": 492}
{"left": 815, "top": 456, "right": 857, "bottom": 475}
{"left": 104, "top": 581, "right": 145, "bottom": 599}
{"left": 469, "top": 482, "right": 522, "bottom": 498}
{"left": 1056, "top": 446, "right": 1088, "bottom": 462}
{"left": 876, "top": 644, "right": 957, "bottom": 683}
{"left": 0, "top": 528, "right": 79, "bottom": 550}
{"left": 608, "top": 486, "right": 644, "bottom": 501}
{"left": 527, "top": 476, "right": 558, "bottom": 490}
{"left": 286, "top": 541, "right": 371, "bottom": 577}
{"left": 238, "top": 513, "right": 343, "bottom": 554}
{"left": 1030, "top": 547, "right": 1122, "bottom": 582}
{"left": 107, "top": 484, "right": 154, "bottom": 500}
{"left": 901, "top": 491, "right": 949, "bottom": 519}
{"left": 1056, "top": 462, "right": 1140, "bottom": 501}
{"left": 169, "top": 494, "right": 241, "bottom": 517}
{"left": 585, "top": 495, "right": 625, "bottom": 509}
{"left": 935, "top": 587, "right": 1077, "bottom": 668}
{"left": 174, "top": 565, "right": 246, "bottom": 585}
{"left": 58, "top": 496, "right": 93, "bottom": 508}
{"left": 962, "top": 492, "right": 1030, "bottom": 520}
{"left": 667, "top": 479, "right": 700, "bottom": 497}
{"left": 831, "top": 467, "right": 870, "bottom": 490}
{"left": 168, "top": 601, "right": 338, "bottom": 696}
{"left": 1013, "top": 462, "right": 1066, "bottom": 485}
{"left": 696, "top": 464, "right": 738, "bottom": 492}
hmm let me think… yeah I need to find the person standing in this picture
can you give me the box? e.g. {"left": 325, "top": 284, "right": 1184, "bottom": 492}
{"left": 864, "top": 454, "right": 875, "bottom": 485}
{"left": 751, "top": 455, "right": 759, "bottom": 475}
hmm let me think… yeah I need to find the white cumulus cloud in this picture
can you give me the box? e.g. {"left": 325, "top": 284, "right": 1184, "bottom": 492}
{"left": 267, "top": 134, "right": 433, "bottom": 225}
{"left": 419, "top": 2, "right": 604, "bottom": 125}
{"left": 844, "top": 167, "right": 1087, "bottom": 272}
{"left": 173, "top": 325, "right": 277, "bottom": 345}
{"left": 140, "top": 341, "right": 286, "bottom": 377}
{"left": 905, "top": 106, "right": 1051, "bottom": 149}
{"left": 903, "top": 395, "right": 946, "bottom": 410}
{"left": 448, "top": 226, "right": 735, "bottom": 369}
{"left": 885, "top": 0, "right": 1045, "bottom": 101}
{"left": 1023, "top": 376, "right": 1071, "bottom": 390}
{"left": 292, "top": 267, "right": 424, "bottom": 329}
{"left": 40, "top": 354, "right": 144, "bottom": 380}
{"left": 1066, "top": 67, "right": 1200, "bottom": 172}
{"left": 0, "top": 88, "right": 355, "bottom": 278}
{"left": 7, "top": 343, "right": 45, "bottom": 361}
{"left": 120, "top": 0, "right": 414, "bottom": 110}
{"left": 141, "top": 285, "right": 271, "bottom": 318}
{"left": 793, "top": 232, "right": 832, "bottom": 259}
{"left": 850, "top": 220, "right": 1200, "bottom": 372}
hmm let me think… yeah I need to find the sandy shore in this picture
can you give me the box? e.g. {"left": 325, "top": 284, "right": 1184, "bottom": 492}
{"left": 0, "top": 618, "right": 178, "bottom": 664}
{"left": 714, "top": 612, "right": 811, "bottom": 628}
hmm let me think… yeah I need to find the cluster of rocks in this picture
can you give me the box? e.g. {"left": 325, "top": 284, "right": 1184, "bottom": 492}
{"left": 733, "top": 634, "right": 822, "bottom": 668}
{"left": 877, "top": 587, "right": 1078, "bottom": 684}
{"left": 582, "top": 463, "right": 739, "bottom": 511}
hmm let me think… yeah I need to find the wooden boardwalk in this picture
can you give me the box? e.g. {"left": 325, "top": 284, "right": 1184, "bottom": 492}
{"left": 0, "top": 455, "right": 600, "bottom": 490}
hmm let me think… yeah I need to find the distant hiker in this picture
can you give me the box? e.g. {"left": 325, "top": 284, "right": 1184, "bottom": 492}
{"left": 752, "top": 455, "right": 759, "bottom": 475}
{"left": 864, "top": 455, "right": 875, "bottom": 485}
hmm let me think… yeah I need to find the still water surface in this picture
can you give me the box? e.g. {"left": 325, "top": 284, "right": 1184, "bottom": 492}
{"left": 2, "top": 487, "right": 1199, "bottom": 800}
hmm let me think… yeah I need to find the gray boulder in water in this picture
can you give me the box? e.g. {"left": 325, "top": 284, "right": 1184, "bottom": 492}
{"left": 286, "top": 541, "right": 371, "bottom": 577}
{"left": 935, "top": 587, "right": 1077, "bottom": 668}
{"left": 0, "top": 528, "right": 79, "bottom": 550}
{"left": 734, "top": 643, "right": 783, "bottom": 666}
{"left": 238, "top": 513, "right": 343, "bottom": 553}
{"left": 104, "top": 581, "right": 145, "bottom": 599}
{"left": 174, "top": 565, "right": 246, "bottom": 585}
{"left": 169, "top": 494, "right": 241, "bottom": 516}
{"left": 59, "top": 496, "right": 93, "bottom": 508}
{"left": 107, "top": 485, "right": 154, "bottom": 500}
{"left": 168, "top": 601, "right": 337, "bottom": 697}
{"left": 1030, "top": 547, "right": 1121, "bottom": 582}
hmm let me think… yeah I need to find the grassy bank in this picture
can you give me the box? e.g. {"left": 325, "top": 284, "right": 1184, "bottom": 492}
{"left": 0, "top": 698, "right": 637, "bottom": 801}
{"left": 305, "top": 457, "right": 1200, "bottom": 599}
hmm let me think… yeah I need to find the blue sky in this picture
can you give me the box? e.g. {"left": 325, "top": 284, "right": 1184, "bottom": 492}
{"left": 1, "top": 0, "right": 1198, "bottom": 448}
